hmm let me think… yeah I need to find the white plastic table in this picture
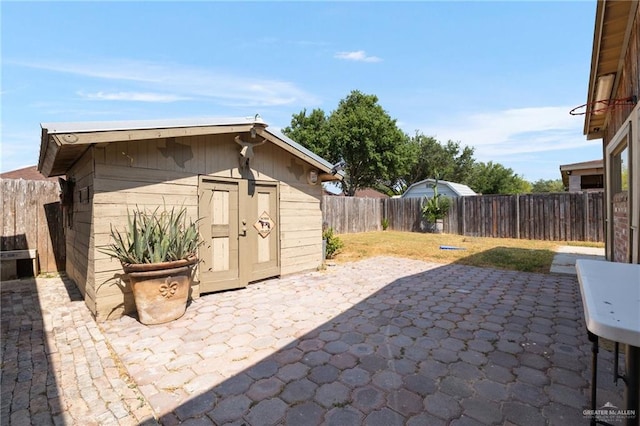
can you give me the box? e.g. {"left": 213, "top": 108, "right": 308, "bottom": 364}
{"left": 577, "top": 259, "right": 640, "bottom": 426}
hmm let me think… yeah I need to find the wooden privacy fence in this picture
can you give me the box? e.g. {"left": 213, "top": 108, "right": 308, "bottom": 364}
{"left": 322, "top": 196, "right": 383, "bottom": 234}
{"left": 1, "top": 179, "right": 65, "bottom": 273}
{"left": 322, "top": 192, "right": 605, "bottom": 242}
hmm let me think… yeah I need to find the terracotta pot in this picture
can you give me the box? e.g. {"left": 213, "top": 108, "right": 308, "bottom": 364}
{"left": 426, "top": 220, "right": 443, "bottom": 234}
{"left": 123, "top": 257, "right": 197, "bottom": 325}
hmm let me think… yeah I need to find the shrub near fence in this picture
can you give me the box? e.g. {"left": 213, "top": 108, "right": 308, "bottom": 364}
{"left": 1, "top": 179, "right": 66, "bottom": 273}
{"left": 322, "top": 192, "right": 605, "bottom": 242}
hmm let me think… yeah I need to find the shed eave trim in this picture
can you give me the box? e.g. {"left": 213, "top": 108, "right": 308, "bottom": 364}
{"left": 49, "top": 124, "right": 256, "bottom": 146}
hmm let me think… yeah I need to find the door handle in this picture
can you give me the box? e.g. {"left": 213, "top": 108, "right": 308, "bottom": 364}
{"left": 240, "top": 219, "right": 247, "bottom": 237}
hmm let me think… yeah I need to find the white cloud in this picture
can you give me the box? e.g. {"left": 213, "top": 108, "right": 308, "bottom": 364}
{"left": 11, "top": 59, "right": 162, "bottom": 83}
{"left": 78, "top": 91, "right": 191, "bottom": 102}
{"left": 408, "top": 105, "right": 605, "bottom": 180}
{"left": 0, "top": 130, "right": 42, "bottom": 172}
{"left": 423, "top": 106, "right": 599, "bottom": 162}
{"left": 13, "top": 58, "right": 318, "bottom": 108}
{"left": 334, "top": 50, "right": 382, "bottom": 63}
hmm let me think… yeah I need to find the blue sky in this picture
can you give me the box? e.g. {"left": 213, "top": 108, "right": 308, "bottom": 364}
{"left": 2, "top": 1, "right": 599, "bottom": 181}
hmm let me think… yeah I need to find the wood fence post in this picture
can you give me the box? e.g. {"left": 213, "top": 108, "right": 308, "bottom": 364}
{"left": 516, "top": 194, "right": 520, "bottom": 239}
{"left": 462, "top": 197, "right": 466, "bottom": 236}
{"left": 584, "top": 191, "right": 590, "bottom": 241}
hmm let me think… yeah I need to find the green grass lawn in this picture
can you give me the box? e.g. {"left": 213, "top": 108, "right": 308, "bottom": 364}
{"left": 332, "top": 231, "right": 604, "bottom": 274}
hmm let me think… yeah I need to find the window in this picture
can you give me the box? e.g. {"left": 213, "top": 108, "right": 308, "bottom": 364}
{"left": 611, "top": 143, "right": 629, "bottom": 193}
{"left": 581, "top": 174, "right": 604, "bottom": 190}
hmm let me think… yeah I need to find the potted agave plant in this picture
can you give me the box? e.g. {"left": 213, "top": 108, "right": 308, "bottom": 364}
{"left": 421, "top": 180, "right": 451, "bottom": 234}
{"left": 101, "top": 206, "right": 201, "bottom": 325}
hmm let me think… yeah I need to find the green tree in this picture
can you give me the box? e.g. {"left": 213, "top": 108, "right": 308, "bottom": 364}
{"left": 531, "top": 178, "right": 565, "bottom": 193}
{"left": 281, "top": 108, "right": 331, "bottom": 159}
{"left": 283, "top": 90, "right": 411, "bottom": 196}
{"left": 468, "top": 161, "right": 531, "bottom": 195}
{"left": 381, "top": 132, "right": 475, "bottom": 195}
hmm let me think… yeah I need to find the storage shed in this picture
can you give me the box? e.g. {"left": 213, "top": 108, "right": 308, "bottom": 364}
{"left": 401, "top": 178, "right": 476, "bottom": 199}
{"left": 37, "top": 116, "right": 341, "bottom": 320}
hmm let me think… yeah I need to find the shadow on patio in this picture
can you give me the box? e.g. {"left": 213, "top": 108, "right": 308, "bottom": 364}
{"left": 0, "top": 274, "right": 153, "bottom": 425}
{"left": 1, "top": 276, "right": 69, "bottom": 424}
{"left": 101, "top": 256, "right": 626, "bottom": 425}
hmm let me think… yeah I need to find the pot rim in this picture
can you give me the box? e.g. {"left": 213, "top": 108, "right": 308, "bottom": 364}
{"left": 122, "top": 255, "right": 198, "bottom": 273}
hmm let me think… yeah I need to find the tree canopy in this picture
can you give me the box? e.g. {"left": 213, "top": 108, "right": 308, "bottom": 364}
{"left": 378, "top": 132, "right": 475, "bottom": 195}
{"left": 283, "top": 90, "right": 410, "bottom": 196}
{"left": 467, "top": 161, "right": 532, "bottom": 195}
{"left": 531, "top": 179, "right": 565, "bottom": 193}
{"left": 282, "top": 90, "right": 558, "bottom": 196}
{"left": 282, "top": 108, "right": 331, "bottom": 160}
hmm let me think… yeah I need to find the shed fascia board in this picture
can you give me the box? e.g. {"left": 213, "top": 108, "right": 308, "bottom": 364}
{"left": 41, "top": 116, "right": 265, "bottom": 134}
{"left": 38, "top": 117, "right": 341, "bottom": 179}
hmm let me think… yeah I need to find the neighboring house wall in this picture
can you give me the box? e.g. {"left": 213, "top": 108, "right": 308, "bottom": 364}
{"left": 65, "top": 133, "right": 323, "bottom": 320}
{"left": 560, "top": 160, "right": 604, "bottom": 192}
{"left": 568, "top": 175, "right": 582, "bottom": 193}
{"left": 567, "top": 170, "right": 604, "bottom": 192}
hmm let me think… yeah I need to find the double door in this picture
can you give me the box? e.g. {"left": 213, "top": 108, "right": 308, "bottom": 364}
{"left": 198, "top": 177, "right": 279, "bottom": 293}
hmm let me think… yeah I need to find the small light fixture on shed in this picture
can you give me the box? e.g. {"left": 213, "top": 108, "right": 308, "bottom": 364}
{"left": 250, "top": 126, "right": 257, "bottom": 138}
{"left": 307, "top": 169, "right": 319, "bottom": 185}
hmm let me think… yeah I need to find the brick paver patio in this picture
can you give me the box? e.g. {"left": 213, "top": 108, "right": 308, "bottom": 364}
{"left": 1, "top": 256, "right": 626, "bottom": 425}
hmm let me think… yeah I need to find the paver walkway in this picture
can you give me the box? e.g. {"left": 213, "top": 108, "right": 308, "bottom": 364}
{"left": 0, "top": 276, "right": 154, "bottom": 425}
{"left": 1, "top": 257, "right": 626, "bottom": 425}
{"left": 550, "top": 246, "right": 605, "bottom": 275}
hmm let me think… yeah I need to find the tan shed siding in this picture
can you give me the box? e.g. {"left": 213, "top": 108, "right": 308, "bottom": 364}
{"left": 87, "top": 132, "right": 324, "bottom": 319}
{"left": 92, "top": 156, "right": 199, "bottom": 320}
{"left": 65, "top": 148, "right": 95, "bottom": 310}
{"left": 279, "top": 181, "right": 323, "bottom": 275}
{"left": 93, "top": 138, "right": 200, "bottom": 319}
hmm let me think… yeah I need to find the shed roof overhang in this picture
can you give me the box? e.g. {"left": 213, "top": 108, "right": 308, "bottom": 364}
{"left": 584, "top": 0, "right": 639, "bottom": 140}
{"left": 37, "top": 116, "right": 342, "bottom": 181}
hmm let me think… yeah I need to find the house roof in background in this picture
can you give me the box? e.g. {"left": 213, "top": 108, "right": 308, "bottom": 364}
{"left": 354, "top": 188, "right": 389, "bottom": 198}
{"left": 559, "top": 159, "right": 604, "bottom": 172}
{"left": 38, "top": 116, "right": 343, "bottom": 180}
{"left": 402, "top": 178, "right": 477, "bottom": 197}
{"left": 559, "top": 159, "right": 604, "bottom": 187}
{"left": 0, "top": 165, "right": 57, "bottom": 181}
